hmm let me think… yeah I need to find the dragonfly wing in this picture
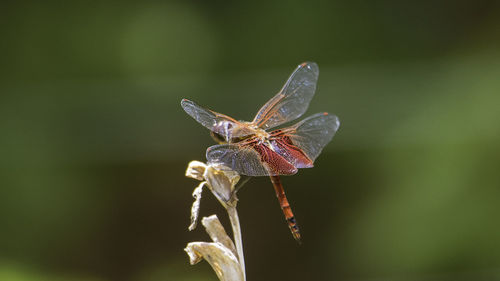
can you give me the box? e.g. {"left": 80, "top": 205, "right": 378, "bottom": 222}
{"left": 269, "top": 135, "right": 314, "bottom": 169}
{"left": 252, "top": 62, "right": 319, "bottom": 129}
{"left": 181, "top": 99, "right": 253, "bottom": 139}
{"left": 276, "top": 112, "right": 340, "bottom": 164}
{"left": 206, "top": 143, "right": 298, "bottom": 176}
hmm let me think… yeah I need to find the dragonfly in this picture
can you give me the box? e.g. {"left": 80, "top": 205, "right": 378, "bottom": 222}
{"left": 181, "top": 62, "right": 339, "bottom": 243}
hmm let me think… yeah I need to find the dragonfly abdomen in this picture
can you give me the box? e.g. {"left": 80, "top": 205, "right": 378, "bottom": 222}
{"left": 270, "top": 175, "right": 302, "bottom": 243}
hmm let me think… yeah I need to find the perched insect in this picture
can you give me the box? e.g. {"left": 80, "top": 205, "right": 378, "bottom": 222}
{"left": 181, "top": 62, "right": 339, "bottom": 243}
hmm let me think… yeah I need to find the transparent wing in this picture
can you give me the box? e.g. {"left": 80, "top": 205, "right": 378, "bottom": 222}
{"left": 206, "top": 142, "right": 298, "bottom": 176}
{"left": 252, "top": 62, "right": 319, "bottom": 129}
{"left": 268, "top": 136, "right": 314, "bottom": 169}
{"left": 181, "top": 99, "right": 254, "bottom": 139}
{"left": 274, "top": 112, "right": 340, "bottom": 163}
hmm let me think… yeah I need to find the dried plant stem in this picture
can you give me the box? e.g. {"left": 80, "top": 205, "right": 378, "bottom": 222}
{"left": 226, "top": 204, "right": 245, "bottom": 281}
{"left": 185, "top": 161, "right": 246, "bottom": 281}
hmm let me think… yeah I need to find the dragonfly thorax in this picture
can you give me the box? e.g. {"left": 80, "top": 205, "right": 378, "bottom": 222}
{"left": 244, "top": 122, "right": 270, "bottom": 141}
{"left": 253, "top": 128, "right": 270, "bottom": 141}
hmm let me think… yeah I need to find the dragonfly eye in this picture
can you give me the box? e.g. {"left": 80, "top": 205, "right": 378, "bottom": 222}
{"left": 224, "top": 122, "right": 233, "bottom": 130}
{"left": 212, "top": 121, "right": 234, "bottom": 140}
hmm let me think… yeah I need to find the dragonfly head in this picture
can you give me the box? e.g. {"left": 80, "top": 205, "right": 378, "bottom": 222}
{"left": 211, "top": 120, "right": 235, "bottom": 143}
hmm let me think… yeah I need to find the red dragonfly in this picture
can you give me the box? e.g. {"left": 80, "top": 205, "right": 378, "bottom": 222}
{"left": 181, "top": 62, "right": 339, "bottom": 243}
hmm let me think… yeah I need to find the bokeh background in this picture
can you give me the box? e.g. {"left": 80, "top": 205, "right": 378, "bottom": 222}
{"left": 1, "top": 0, "right": 500, "bottom": 280}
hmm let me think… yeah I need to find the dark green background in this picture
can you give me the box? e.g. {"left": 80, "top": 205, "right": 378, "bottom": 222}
{"left": 1, "top": 1, "right": 500, "bottom": 280}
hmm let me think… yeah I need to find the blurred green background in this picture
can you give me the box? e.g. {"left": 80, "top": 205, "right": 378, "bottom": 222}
{"left": 1, "top": 0, "right": 500, "bottom": 280}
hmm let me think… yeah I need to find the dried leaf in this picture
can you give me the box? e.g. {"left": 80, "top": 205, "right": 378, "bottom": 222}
{"left": 202, "top": 215, "right": 237, "bottom": 257}
{"left": 188, "top": 182, "right": 205, "bottom": 231}
{"left": 184, "top": 242, "right": 244, "bottom": 281}
{"left": 204, "top": 164, "right": 240, "bottom": 204}
{"left": 185, "top": 161, "right": 206, "bottom": 181}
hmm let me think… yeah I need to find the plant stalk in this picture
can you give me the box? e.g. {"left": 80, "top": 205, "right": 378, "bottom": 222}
{"left": 226, "top": 204, "right": 246, "bottom": 281}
